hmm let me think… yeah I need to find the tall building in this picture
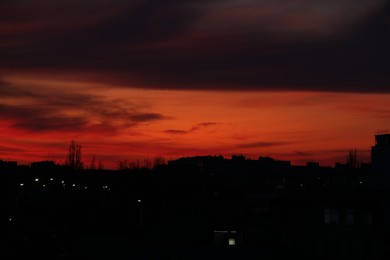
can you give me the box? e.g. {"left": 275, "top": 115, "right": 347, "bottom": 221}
{"left": 371, "top": 134, "right": 390, "bottom": 190}
{"left": 371, "top": 133, "right": 390, "bottom": 173}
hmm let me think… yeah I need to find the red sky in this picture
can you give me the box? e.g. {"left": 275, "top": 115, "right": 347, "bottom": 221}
{"left": 1, "top": 0, "right": 390, "bottom": 168}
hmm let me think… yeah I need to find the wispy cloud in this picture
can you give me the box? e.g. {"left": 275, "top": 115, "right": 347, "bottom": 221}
{"left": 0, "top": 78, "right": 170, "bottom": 133}
{"left": 236, "top": 141, "right": 292, "bottom": 149}
{"left": 164, "top": 122, "right": 219, "bottom": 135}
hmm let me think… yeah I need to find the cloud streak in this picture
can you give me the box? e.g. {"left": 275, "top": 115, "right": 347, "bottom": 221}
{"left": 164, "top": 122, "right": 219, "bottom": 135}
{"left": 236, "top": 141, "right": 292, "bottom": 149}
{"left": 0, "top": 78, "right": 170, "bottom": 133}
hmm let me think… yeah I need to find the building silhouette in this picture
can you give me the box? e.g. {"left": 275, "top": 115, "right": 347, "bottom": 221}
{"left": 371, "top": 133, "right": 390, "bottom": 189}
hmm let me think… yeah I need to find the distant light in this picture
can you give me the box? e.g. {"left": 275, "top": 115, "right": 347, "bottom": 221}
{"left": 137, "top": 199, "right": 141, "bottom": 203}
{"left": 228, "top": 238, "right": 236, "bottom": 246}
{"left": 61, "top": 181, "right": 65, "bottom": 184}
{"left": 360, "top": 181, "right": 363, "bottom": 184}
{"left": 42, "top": 185, "right": 46, "bottom": 187}
{"left": 50, "top": 178, "right": 53, "bottom": 181}
{"left": 20, "top": 183, "right": 24, "bottom": 187}
{"left": 35, "top": 178, "right": 39, "bottom": 182}
{"left": 72, "top": 184, "right": 76, "bottom": 187}
{"left": 8, "top": 218, "right": 12, "bottom": 222}
{"left": 84, "top": 186, "right": 88, "bottom": 189}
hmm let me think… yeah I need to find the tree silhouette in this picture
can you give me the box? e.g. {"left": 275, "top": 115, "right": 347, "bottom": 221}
{"left": 153, "top": 156, "right": 166, "bottom": 168}
{"left": 66, "top": 140, "right": 83, "bottom": 170}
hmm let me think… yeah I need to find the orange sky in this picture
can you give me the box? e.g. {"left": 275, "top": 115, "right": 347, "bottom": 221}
{"left": 1, "top": 74, "right": 389, "bottom": 169}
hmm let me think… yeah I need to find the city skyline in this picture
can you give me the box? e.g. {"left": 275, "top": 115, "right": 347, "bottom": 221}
{"left": 1, "top": 0, "right": 390, "bottom": 168}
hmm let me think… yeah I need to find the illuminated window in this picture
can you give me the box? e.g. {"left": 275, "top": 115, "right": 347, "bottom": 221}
{"left": 228, "top": 238, "right": 236, "bottom": 246}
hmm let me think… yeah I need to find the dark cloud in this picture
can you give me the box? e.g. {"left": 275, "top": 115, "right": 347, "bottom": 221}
{"left": 0, "top": 103, "right": 88, "bottom": 132}
{"left": 0, "top": 0, "right": 389, "bottom": 92}
{"left": 0, "top": 79, "right": 170, "bottom": 132}
{"left": 164, "top": 129, "right": 189, "bottom": 135}
{"left": 164, "top": 122, "right": 219, "bottom": 135}
{"left": 130, "top": 113, "right": 168, "bottom": 122}
{"left": 236, "top": 141, "right": 292, "bottom": 149}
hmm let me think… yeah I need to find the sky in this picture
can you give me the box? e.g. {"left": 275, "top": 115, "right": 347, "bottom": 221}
{"left": 1, "top": 0, "right": 390, "bottom": 168}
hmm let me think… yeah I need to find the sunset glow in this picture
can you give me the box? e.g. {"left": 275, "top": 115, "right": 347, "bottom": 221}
{"left": 1, "top": 0, "right": 389, "bottom": 168}
{"left": 1, "top": 73, "right": 389, "bottom": 168}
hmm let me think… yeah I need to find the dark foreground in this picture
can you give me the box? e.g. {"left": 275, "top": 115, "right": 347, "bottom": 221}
{"left": 1, "top": 158, "right": 389, "bottom": 259}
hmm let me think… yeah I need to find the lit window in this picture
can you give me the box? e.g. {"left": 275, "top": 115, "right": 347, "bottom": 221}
{"left": 228, "top": 238, "right": 236, "bottom": 246}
